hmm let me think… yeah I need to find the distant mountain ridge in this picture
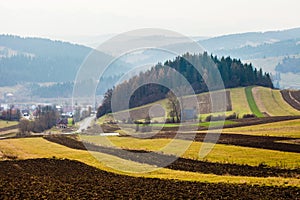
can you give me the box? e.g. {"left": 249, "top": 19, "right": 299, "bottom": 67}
{"left": 0, "top": 35, "right": 134, "bottom": 87}
{"left": 0, "top": 34, "right": 91, "bottom": 58}
{"left": 212, "top": 39, "right": 300, "bottom": 60}
{"left": 198, "top": 28, "right": 300, "bottom": 90}
{"left": 0, "top": 35, "right": 93, "bottom": 86}
{"left": 1, "top": 27, "right": 300, "bottom": 98}
{"left": 200, "top": 27, "right": 300, "bottom": 52}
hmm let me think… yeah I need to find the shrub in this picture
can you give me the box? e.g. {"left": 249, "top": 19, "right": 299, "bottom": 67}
{"left": 226, "top": 113, "right": 238, "bottom": 120}
{"left": 242, "top": 114, "right": 256, "bottom": 119}
{"left": 205, "top": 115, "right": 226, "bottom": 122}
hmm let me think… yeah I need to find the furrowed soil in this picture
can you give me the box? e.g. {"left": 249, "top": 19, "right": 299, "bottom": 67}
{"left": 44, "top": 135, "right": 300, "bottom": 178}
{"left": 281, "top": 90, "right": 300, "bottom": 110}
{"left": 150, "top": 132, "right": 300, "bottom": 153}
{"left": 0, "top": 158, "right": 299, "bottom": 199}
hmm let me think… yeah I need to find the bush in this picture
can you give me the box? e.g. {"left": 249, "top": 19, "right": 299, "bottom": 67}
{"left": 18, "top": 119, "right": 31, "bottom": 136}
{"left": 205, "top": 115, "right": 226, "bottom": 122}
{"left": 242, "top": 114, "right": 256, "bottom": 119}
{"left": 226, "top": 113, "right": 238, "bottom": 120}
{"left": 165, "top": 118, "right": 176, "bottom": 123}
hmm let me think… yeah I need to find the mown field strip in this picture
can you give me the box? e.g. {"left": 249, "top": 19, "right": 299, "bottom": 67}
{"left": 245, "top": 87, "right": 264, "bottom": 117}
{"left": 229, "top": 87, "right": 252, "bottom": 116}
{"left": 253, "top": 87, "right": 300, "bottom": 116}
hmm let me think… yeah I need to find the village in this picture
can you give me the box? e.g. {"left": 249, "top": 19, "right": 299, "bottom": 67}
{"left": 0, "top": 91, "right": 94, "bottom": 131}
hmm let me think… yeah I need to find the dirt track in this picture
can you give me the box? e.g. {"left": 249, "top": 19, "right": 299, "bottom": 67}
{"left": 0, "top": 158, "right": 299, "bottom": 199}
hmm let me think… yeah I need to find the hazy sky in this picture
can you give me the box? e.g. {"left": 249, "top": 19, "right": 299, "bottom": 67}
{"left": 1, "top": 0, "right": 300, "bottom": 39}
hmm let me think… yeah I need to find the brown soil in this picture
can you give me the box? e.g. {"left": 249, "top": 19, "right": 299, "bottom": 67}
{"left": 44, "top": 135, "right": 300, "bottom": 178}
{"left": 0, "top": 158, "right": 299, "bottom": 199}
{"left": 150, "top": 131, "right": 300, "bottom": 153}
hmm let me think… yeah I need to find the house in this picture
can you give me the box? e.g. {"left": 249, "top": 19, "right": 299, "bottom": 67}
{"left": 21, "top": 109, "right": 30, "bottom": 120}
{"left": 182, "top": 109, "right": 197, "bottom": 121}
{"left": 56, "top": 118, "right": 68, "bottom": 129}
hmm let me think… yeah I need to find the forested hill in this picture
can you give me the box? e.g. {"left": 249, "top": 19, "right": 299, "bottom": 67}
{"left": 0, "top": 35, "right": 92, "bottom": 86}
{"left": 275, "top": 56, "right": 300, "bottom": 73}
{"left": 97, "top": 53, "right": 273, "bottom": 118}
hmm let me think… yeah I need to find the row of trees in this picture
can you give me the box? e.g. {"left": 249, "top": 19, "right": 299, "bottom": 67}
{"left": 97, "top": 53, "right": 274, "bottom": 118}
{"left": 0, "top": 106, "right": 21, "bottom": 121}
{"left": 19, "top": 106, "right": 59, "bottom": 135}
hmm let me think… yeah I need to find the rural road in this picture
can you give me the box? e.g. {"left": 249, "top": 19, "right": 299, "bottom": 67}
{"left": 75, "top": 114, "right": 96, "bottom": 133}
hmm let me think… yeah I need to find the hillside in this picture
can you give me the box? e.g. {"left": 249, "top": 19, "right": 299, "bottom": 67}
{"left": 101, "top": 86, "right": 300, "bottom": 122}
{"left": 97, "top": 53, "right": 273, "bottom": 118}
{"left": 0, "top": 35, "right": 92, "bottom": 85}
{"left": 0, "top": 35, "right": 132, "bottom": 87}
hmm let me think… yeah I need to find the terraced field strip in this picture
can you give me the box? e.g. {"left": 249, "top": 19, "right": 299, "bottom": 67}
{"left": 224, "top": 119, "right": 300, "bottom": 138}
{"left": 253, "top": 87, "right": 300, "bottom": 116}
{"left": 0, "top": 137, "right": 299, "bottom": 187}
{"left": 0, "top": 121, "right": 19, "bottom": 137}
{"left": 245, "top": 86, "right": 263, "bottom": 117}
{"left": 229, "top": 87, "right": 252, "bottom": 117}
{"left": 80, "top": 135, "right": 300, "bottom": 169}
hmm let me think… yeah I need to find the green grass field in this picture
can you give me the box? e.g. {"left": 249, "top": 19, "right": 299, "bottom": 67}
{"left": 142, "top": 120, "right": 236, "bottom": 128}
{"left": 245, "top": 87, "right": 264, "bottom": 117}
{"left": 194, "top": 120, "right": 236, "bottom": 127}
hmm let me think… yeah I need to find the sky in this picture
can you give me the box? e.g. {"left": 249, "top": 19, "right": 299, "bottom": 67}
{"left": 0, "top": 0, "right": 300, "bottom": 41}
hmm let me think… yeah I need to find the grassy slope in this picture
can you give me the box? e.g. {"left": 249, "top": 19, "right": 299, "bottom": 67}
{"left": 99, "top": 86, "right": 300, "bottom": 123}
{"left": 223, "top": 119, "right": 300, "bottom": 138}
{"left": 245, "top": 86, "right": 264, "bottom": 117}
{"left": 229, "top": 88, "right": 252, "bottom": 117}
{"left": 0, "top": 137, "right": 299, "bottom": 186}
{"left": 253, "top": 86, "right": 300, "bottom": 116}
